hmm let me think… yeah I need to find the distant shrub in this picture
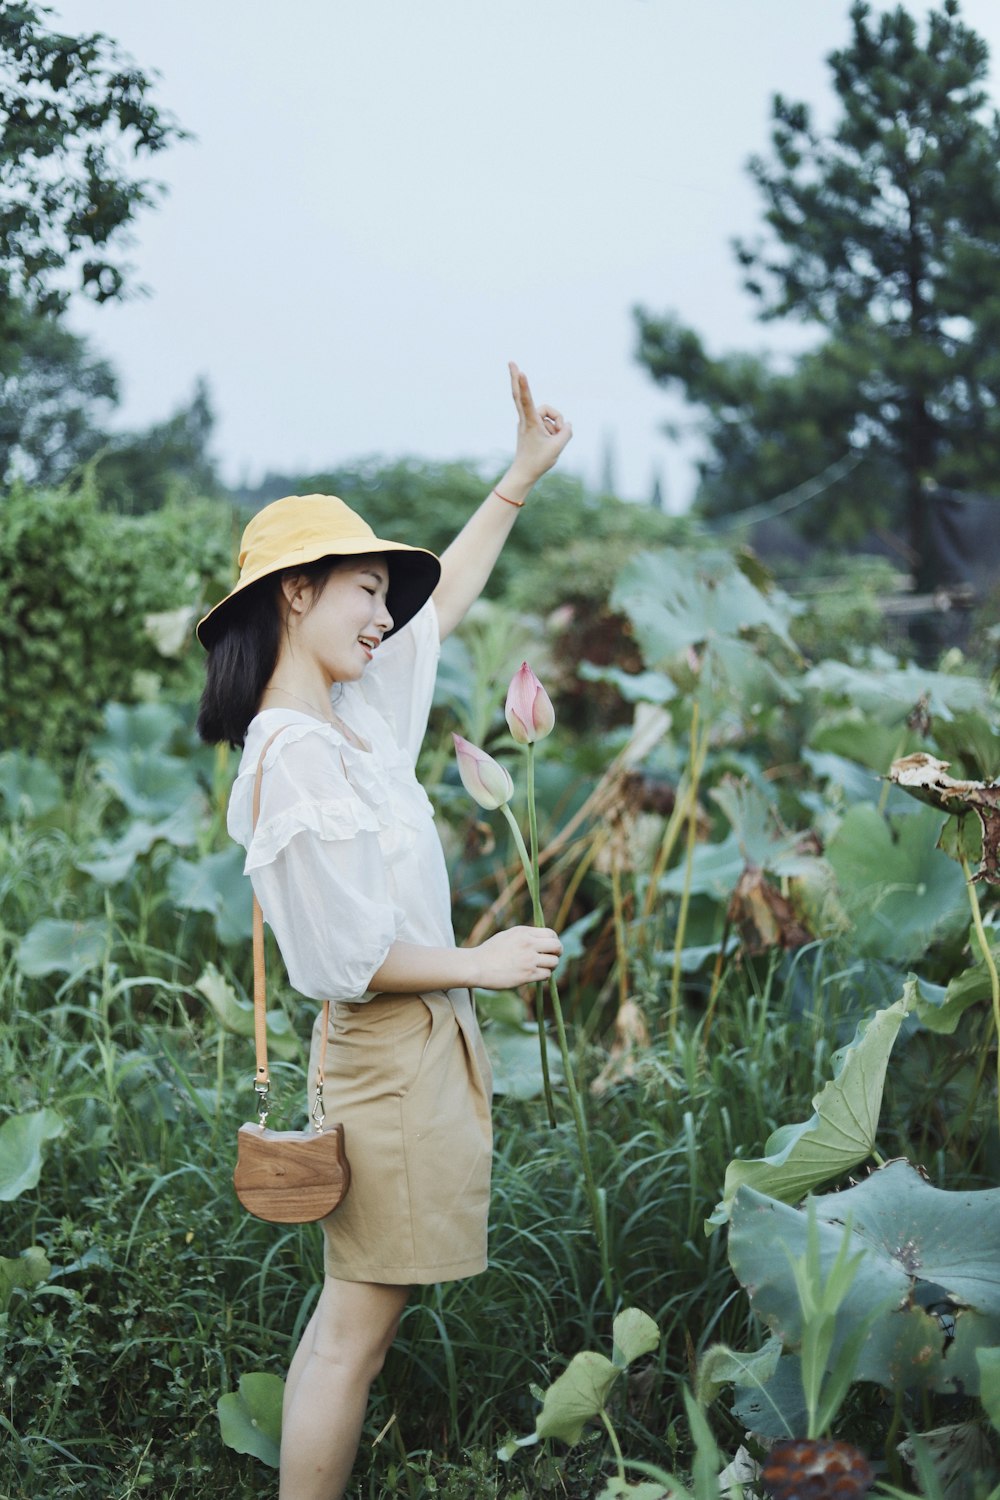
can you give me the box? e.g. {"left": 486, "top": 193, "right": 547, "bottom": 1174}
{"left": 0, "top": 480, "right": 234, "bottom": 762}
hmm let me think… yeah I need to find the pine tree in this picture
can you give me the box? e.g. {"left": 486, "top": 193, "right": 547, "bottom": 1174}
{"left": 636, "top": 0, "right": 1000, "bottom": 570}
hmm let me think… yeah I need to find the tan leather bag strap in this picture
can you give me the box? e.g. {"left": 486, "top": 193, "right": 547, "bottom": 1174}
{"left": 251, "top": 730, "right": 330, "bottom": 1118}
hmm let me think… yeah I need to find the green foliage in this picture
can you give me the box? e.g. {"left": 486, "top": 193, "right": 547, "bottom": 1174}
{"left": 727, "top": 1163, "right": 1000, "bottom": 1430}
{"left": 0, "top": 1244, "right": 50, "bottom": 1313}
{"left": 238, "top": 458, "right": 679, "bottom": 615}
{"left": 0, "top": 482, "right": 233, "bottom": 760}
{"left": 707, "top": 996, "right": 908, "bottom": 1229}
{"left": 475, "top": 990, "right": 563, "bottom": 1101}
{"left": 825, "top": 803, "right": 970, "bottom": 963}
{"left": 194, "top": 963, "right": 301, "bottom": 1063}
{"left": 0, "top": 1, "right": 183, "bottom": 320}
{"left": 217, "top": 1372, "right": 284, "bottom": 1468}
{"left": 1, "top": 503, "right": 999, "bottom": 1496}
{"left": 0, "top": 1109, "right": 65, "bottom": 1200}
{"left": 0, "top": 302, "right": 117, "bottom": 486}
{"left": 635, "top": 0, "right": 1000, "bottom": 552}
{"left": 500, "top": 1309, "right": 659, "bottom": 1455}
{"left": 90, "top": 378, "right": 224, "bottom": 511}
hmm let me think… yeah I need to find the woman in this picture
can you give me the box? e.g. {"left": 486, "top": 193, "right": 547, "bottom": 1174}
{"left": 197, "top": 364, "right": 571, "bottom": 1499}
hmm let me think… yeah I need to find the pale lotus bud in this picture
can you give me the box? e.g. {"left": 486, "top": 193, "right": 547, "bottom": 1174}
{"left": 505, "top": 661, "right": 555, "bottom": 745}
{"left": 452, "top": 733, "right": 514, "bottom": 810}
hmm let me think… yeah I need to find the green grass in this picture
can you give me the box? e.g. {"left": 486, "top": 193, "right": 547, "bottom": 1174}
{"left": 2, "top": 937, "right": 916, "bottom": 1499}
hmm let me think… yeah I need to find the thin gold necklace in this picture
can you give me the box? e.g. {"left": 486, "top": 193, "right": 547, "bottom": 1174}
{"left": 261, "top": 683, "right": 368, "bottom": 747}
{"left": 263, "top": 685, "right": 340, "bottom": 720}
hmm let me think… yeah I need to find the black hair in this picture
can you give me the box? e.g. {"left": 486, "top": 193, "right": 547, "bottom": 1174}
{"left": 196, "top": 558, "right": 336, "bottom": 748}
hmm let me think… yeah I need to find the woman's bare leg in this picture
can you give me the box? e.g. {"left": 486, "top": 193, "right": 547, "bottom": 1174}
{"left": 279, "top": 1275, "right": 408, "bottom": 1500}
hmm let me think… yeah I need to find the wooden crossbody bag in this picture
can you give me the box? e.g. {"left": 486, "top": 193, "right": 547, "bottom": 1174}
{"left": 232, "top": 732, "right": 351, "bottom": 1224}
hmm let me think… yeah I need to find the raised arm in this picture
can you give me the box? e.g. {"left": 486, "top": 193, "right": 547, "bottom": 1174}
{"left": 432, "top": 363, "right": 572, "bottom": 640}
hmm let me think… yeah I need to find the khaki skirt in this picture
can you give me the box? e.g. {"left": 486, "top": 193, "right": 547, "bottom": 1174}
{"left": 307, "top": 987, "right": 493, "bottom": 1285}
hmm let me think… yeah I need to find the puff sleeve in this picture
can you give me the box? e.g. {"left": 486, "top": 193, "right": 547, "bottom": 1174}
{"left": 232, "top": 724, "right": 405, "bottom": 1003}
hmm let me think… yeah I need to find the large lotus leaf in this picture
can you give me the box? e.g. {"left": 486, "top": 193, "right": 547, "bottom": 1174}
{"left": 802, "top": 749, "right": 884, "bottom": 806}
{"left": 932, "top": 711, "right": 1000, "bottom": 782}
{"left": 731, "top": 1353, "right": 808, "bottom": 1439}
{"left": 808, "top": 711, "right": 919, "bottom": 776}
{"left": 611, "top": 548, "right": 799, "bottom": 666}
{"left": 730, "top": 1164, "right": 1000, "bottom": 1397}
{"left": 0, "top": 750, "right": 62, "bottom": 819}
{"left": 803, "top": 661, "right": 990, "bottom": 724}
{"left": 578, "top": 661, "right": 678, "bottom": 706}
{"left": 697, "top": 1334, "right": 782, "bottom": 1408}
{"left": 0, "top": 1246, "right": 51, "bottom": 1311}
{"left": 95, "top": 700, "right": 184, "bottom": 751}
{"left": 168, "top": 846, "right": 253, "bottom": 945}
{"left": 77, "top": 804, "right": 202, "bottom": 885}
{"left": 0, "top": 1109, "right": 65, "bottom": 1200}
{"left": 977, "top": 1348, "right": 1000, "bottom": 1434}
{"left": 217, "top": 1371, "right": 283, "bottom": 1468}
{"left": 482, "top": 1019, "right": 563, "bottom": 1101}
{"left": 708, "top": 998, "right": 907, "bottom": 1229}
{"left": 91, "top": 703, "right": 204, "bottom": 821}
{"left": 98, "top": 749, "right": 203, "bottom": 821}
{"left": 16, "top": 919, "right": 107, "bottom": 979}
{"left": 906, "top": 967, "right": 995, "bottom": 1036}
{"left": 193, "top": 966, "right": 300, "bottom": 1062}
{"left": 897, "top": 1422, "right": 996, "bottom": 1500}
{"left": 825, "top": 804, "right": 969, "bottom": 964}
{"left": 815, "top": 1165, "right": 1000, "bottom": 1319}
{"left": 710, "top": 636, "right": 802, "bottom": 708}
{"left": 659, "top": 831, "right": 745, "bottom": 900}
{"left": 711, "top": 779, "right": 818, "bottom": 878}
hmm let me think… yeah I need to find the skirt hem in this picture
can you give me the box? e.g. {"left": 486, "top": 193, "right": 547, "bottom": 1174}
{"left": 322, "top": 1254, "right": 488, "bottom": 1286}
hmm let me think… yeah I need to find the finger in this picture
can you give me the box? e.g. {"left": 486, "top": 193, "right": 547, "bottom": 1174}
{"left": 537, "top": 405, "right": 563, "bottom": 430}
{"left": 508, "top": 361, "right": 527, "bottom": 424}
{"left": 516, "top": 368, "right": 539, "bottom": 425}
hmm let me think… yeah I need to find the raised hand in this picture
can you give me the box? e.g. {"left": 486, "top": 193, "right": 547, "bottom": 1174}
{"left": 507, "top": 361, "right": 573, "bottom": 487}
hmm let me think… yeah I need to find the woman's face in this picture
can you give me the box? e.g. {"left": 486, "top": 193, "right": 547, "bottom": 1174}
{"left": 286, "top": 554, "right": 394, "bottom": 683}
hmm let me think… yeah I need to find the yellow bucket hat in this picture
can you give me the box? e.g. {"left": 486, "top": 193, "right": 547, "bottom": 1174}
{"left": 197, "top": 493, "right": 441, "bottom": 649}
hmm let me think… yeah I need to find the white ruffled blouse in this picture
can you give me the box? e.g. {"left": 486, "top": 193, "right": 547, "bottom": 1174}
{"left": 227, "top": 600, "right": 454, "bottom": 1004}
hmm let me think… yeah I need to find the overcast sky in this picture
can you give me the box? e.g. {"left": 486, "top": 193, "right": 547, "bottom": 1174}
{"left": 52, "top": 1, "right": 1000, "bottom": 509}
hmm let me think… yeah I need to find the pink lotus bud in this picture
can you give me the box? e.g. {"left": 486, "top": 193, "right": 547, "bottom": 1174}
{"left": 505, "top": 661, "right": 555, "bottom": 745}
{"left": 452, "top": 733, "right": 514, "bottom": 810}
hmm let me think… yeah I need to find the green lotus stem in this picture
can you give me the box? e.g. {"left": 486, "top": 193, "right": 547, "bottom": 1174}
{"left": 500, "top": 800, "right": 615, "bottom": 1304}
{"left": 599, "top": 1407, "right": 626, "bottom": 1484}
{"left": 669, "top": 701, "right": 703, "bottom": 1045}
{"left": 526, "top": 746, "right": 556, "bottom": 1128}
{"left": 611, "top": 862, "right": 630, "bottom": 1013}
{"left": 959, "top": 851, "right": 1000, "bottom": 1135}
{"left": 640, "top": 774, "right": 690, "bottom": 924}
{"left": 501, "top": 791, "right": 556, "bottom": 1127}
{"left": 545, "top": 966, "right": 615, "bottom": 1306}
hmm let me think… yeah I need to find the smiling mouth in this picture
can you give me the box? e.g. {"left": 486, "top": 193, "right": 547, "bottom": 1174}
{"left": 358, "top": 635, "right": 380, "bottom": 652}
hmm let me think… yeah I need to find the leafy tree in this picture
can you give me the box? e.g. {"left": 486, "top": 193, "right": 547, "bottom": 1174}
{"left": 0, "top": 2, "right": 184, "bottom": 488}
{"left": 0, "top": 301, "right": 117, "bottom": 484}
{"left": 0, "top": 0, "right": 183, "bottom": 325}
{"left": 636, "top": 0, "right": 1000, "bottom": 568}
{"left": 91, "top": 378, "right": 224, "bottom": 510}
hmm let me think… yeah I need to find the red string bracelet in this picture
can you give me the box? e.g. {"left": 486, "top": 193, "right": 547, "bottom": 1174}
{"left": 494, "top": 488, "right": 525, "bottom": 509}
